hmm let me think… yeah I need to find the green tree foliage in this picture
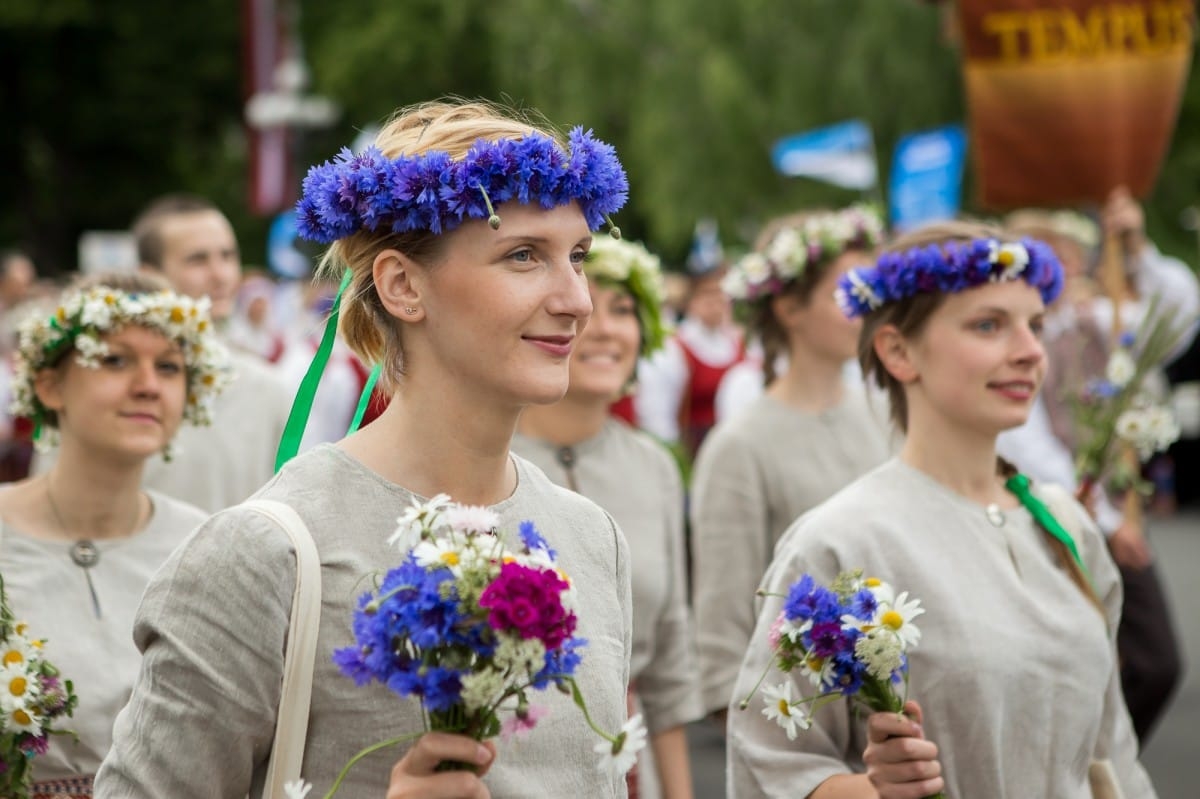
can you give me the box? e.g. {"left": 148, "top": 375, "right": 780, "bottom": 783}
{"left": 0, "top": 1, "right": 257, "bottom": 275}
{"left": 1, "top": 0, "right": 1196, "bottom": 275}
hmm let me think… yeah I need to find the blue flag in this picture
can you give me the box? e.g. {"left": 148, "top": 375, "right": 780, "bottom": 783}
{"left": 888, "top": 125, "right": 968, "bottom": 232}
{"left": 771, "top": 120, "right": 877, "bottom": 190}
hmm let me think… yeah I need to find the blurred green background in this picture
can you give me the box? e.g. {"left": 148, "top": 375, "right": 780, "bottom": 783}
{"left": 1, "top": 0, "right": 1196, "bottom": 275}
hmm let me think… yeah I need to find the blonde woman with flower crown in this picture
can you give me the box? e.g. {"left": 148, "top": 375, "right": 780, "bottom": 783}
{"left": 690, "top": 206, "right": 895, "bottom": 722}
{"left": 512, "top": 236, "right": 702, "bottom": 799}
{"left": 0, "top": 271, "right": 228, "bottom": 798}
{"left": 727, "top": 221, "right": 1154, "bottom": 798}
{"left": 95, "top": 100, "right": 636, "bottom": 799}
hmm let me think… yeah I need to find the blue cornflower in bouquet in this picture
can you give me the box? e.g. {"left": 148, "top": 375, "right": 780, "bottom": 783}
{"left": 742, "top": 570, "right": 943, "bottom": 799}
{"left": 0, "top": 577, "right": 78, "bottom": 799}
{"left": 304, "top": 494, "right": 644, "bottom": 797}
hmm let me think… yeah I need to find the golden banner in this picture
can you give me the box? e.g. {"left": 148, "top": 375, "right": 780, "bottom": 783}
{"left": 957, "top": 0, "right": 1195, "bottom": 208}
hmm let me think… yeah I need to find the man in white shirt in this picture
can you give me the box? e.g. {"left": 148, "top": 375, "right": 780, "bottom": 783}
{"left": 131, "top": 195, "right": 293, "bottom": 513}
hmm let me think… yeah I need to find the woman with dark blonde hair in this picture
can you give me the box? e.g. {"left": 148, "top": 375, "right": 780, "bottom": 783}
{"left": 0, "top": 271, "right": 226, "bottom": 797}
{"left": 690, "top": 205, "right": 894, "bottom": 722}
{"left": 513, "top": 235, "right": 701, "bottom": 799}
{"left": 727, "top": 220, "right": 1154, "bottom": 798}
{"left": 96, "top": 100, "right": 636, "bottom": 799}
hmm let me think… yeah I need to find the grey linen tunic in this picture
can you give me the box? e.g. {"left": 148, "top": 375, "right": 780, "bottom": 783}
{"left": 0, "top": 492, "right": 206, "bottom": 780}
{"left": 512, "top": 420, "right": 704, "bottom": 735}
{"left": 690, "top": 388, "right": 894, "bottom": 713}
{"left": 727, "top": 458, "right": 1156, "bottom": 799}
{"left": 95, "top": 445, "right": 632, "bottom": 799}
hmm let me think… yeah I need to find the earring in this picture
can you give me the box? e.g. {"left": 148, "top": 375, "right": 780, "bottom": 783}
{"left": 404, "top": 307, "right": 418, "bottom": 315}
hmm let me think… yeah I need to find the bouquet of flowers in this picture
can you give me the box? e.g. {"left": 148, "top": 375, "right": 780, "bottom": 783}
{"left": 296, "top": 495, "right": 644, "bottom": 798}
{"left": 0, "top": 576, "right": 78, "bottom": 799}
{"left": 741, "top": 570, "right": 943, "bottom": 799}
{"left": 1072, "top": 302, "right": 1188, "bottom": 499}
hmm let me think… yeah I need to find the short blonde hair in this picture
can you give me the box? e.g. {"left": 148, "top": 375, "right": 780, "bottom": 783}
{"left": 319, "top": 100, "right": 566, "bottom": 391}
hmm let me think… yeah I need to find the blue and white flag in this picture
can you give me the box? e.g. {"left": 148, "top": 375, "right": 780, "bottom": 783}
{"left": 771, "top": 120, "right": 877, "bottom": 190}
{"left": 888, "top": 125, "right": 968, "bottom": 232}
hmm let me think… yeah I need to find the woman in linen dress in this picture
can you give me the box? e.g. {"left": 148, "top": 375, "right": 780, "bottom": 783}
{"left": 727, "top": 221, "right": 1155, "bottom": 798}
{"left": 94, "top": 100, "right": 636, "bottom": 799}
{"left": 513, "top": 236, "right": 703, "bottom": 799}
{"left": 0, "top": 272, "right": 224, "bottom": 797}
{"left": 691, "top": 205, "right": 895, "bottom": 720}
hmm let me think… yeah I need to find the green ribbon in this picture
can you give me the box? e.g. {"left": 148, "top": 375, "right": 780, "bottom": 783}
{"left": 274, "top": 270, "right": 354, "bottom": 472}
{"left": 1005, "top": 473, "right": 1089, "bottom": 578}
{"left": 347, "top": 363, "right": 382, "bottom": 434}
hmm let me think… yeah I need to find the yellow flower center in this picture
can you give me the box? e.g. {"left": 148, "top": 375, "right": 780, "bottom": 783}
{"left": 881, "top": 610, "right": 904, "bottom": 630}
{"left": 8, "top": 677, "right": 26, "bottom": 696}
{"left": 202, "top": 374, "right": 215, "bottom": 386}
{"left": 805, "top": 655, "right": 824, "bottom": 671}
{"left": 14, "top": 623, "right": 27, "bottom": 636}
{"left": 105, "top": 294, "right": 117, "bottom": 305}
{"left": 997, "top": 250, "right": 1015, "bottom": 266}
{"left": 777, "top": 699, "right": 791, "bottom": 717}
{"left": 12, "top": 709, "right": 31, "bottom": 726}
{"left": 170, "top": 307, "right": 185, "bottom": 323}
{"left": 2, "top": 651, "right": 24, "bottom": 666}
{"left": 198, "top": 320, "right": 208, "bottom": 332}
{"left": 439, "top": 552, "right": 460, "bottom": 566}
{"left": 864, "top": 577, "right": 881, "bottom": 587}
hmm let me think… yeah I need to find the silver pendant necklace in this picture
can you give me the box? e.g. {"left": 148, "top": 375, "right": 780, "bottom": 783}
{"left": 45, "top": 477, "right": 139, "bottom": 619}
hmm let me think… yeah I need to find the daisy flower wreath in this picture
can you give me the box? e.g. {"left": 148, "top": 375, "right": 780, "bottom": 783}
{"left": 9, "top": 286, "right": 232, "bottom": 442}
{"left": 584, "top": 236, "right": 670, "bottom": 357}
{"left": 835, "top": 236, "right": 1064, "bottom": 318}
{"left": 295, "top": 127, "right": 629, "bottom": 243}
{"left": 722, "top": 204, "right": 886, "bottom": 303}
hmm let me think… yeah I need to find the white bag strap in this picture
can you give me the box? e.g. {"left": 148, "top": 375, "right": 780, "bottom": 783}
{"left": 243, "top": 499, "right": 323, "bottom": 799}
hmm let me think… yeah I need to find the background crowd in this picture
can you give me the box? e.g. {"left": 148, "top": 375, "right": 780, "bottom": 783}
{"left": 0, "top": 2, "right": 1197, "bottom": 798}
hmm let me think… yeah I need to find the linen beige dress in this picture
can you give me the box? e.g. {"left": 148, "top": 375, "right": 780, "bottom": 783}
{"left": 0, "top": 492, "right": 207, "bottom": 782}
{"left": 727, "top": 458, "right": 1156, "bottom": 798}
{"left": 690, "top": 387, "right": 894, "bottom": 714}
{"left": 512, "top": 421, "right": 704, "bottom": 797}
{"left": 94, "top": 444, "right": 632, "bottom": 799}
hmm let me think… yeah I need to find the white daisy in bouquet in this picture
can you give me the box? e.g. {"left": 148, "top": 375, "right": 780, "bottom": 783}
{"left": 743, "top": 569, "right": 942, "bottom": 799}
{"left": 310, "top": 495, "right": 644, "bottom": 796}
{"left": 1073, "top": 302, "right": 1188, "bottom": 499}
{"left": 0, "top": 577, "right": 78, "bottom": 799}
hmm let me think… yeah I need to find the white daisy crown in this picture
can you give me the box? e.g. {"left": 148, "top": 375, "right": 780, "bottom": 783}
{"left": 583, "top": 236, "right": 669, "bottom": 356}
{"left": 10, "top": 286, "right": 233, "bottom": 434}
{"left": 722, "top": 204, "right": 886, "bottom": 302}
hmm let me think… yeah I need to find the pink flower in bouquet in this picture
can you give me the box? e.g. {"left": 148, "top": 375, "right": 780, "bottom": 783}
{"left": 479, "top": 562, "right": 576, "bottom": 649}
{"left": 500, "top": 704, "right": 550, "bottom": 741}
{"left": 767, "top": 614, "right": 785, "bottom": 650}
